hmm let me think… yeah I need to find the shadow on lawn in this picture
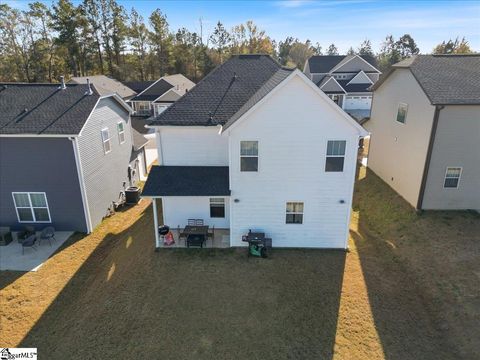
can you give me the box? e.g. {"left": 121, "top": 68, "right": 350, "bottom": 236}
{"left": 351, "top": 167, "right": 459, "bottom": 360}
{"left": 20, "top": 203, "right": 346, "bottom": 360}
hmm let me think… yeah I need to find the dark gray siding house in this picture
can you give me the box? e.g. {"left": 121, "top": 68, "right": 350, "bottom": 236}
{"left": 0, "top": 82, "right": 134, "bottom": 233}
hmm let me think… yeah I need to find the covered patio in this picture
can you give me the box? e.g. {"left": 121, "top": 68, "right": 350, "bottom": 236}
{"left": 141, "top": 165, "right": 231, "bottom": 250}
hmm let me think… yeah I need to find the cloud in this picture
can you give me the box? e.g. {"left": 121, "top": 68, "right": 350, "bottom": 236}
{"left": 275, "top": 0, "right": 313, "bottom": 8}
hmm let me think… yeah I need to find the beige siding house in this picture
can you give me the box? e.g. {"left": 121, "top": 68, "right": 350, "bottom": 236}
{"left": 366, "top": 55, "right": 480, "bottom": 211}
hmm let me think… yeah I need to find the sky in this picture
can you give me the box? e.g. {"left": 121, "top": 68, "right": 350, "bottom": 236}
{"left": 9, "top": 0, "right": 480, "bottom": 53}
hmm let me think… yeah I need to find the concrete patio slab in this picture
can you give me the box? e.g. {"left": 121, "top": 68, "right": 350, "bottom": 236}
{"left": 0, "top": 231, "right": 73, "bottom": 272}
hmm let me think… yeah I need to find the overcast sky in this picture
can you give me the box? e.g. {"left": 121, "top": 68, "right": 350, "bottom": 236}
{"left": 10, "top": 0, "right": 480, "bottom": 53}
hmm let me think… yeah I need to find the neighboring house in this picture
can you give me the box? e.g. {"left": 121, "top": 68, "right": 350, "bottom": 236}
{"left": 0, "top": 81, "right": 136, "bottom": 233}
{"left": 123, "top": 80, "right": 156, "bottom": 94}
{"left": 128, "top": 74, "right": 195, "bottom": 118}
{"left": 69, "top": 75, "right": 149, "bottom": 179}
{"left": 69, "top": 75, "right": 137, "bottom": 100}
{"left": 365, "top": 54, "right": 480, "bottom": 211}
{"left": 304, "top": 54, "right": 381, "bottom": 120}
{"left": 142, "top": 55, "right": 368, "bottom": 249}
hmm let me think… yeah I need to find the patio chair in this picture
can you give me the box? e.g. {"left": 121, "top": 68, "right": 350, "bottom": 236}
{"left": 22, "top": 235, "right": 37, "bottom": 255}
{"left": 18, "top": 225, "right": 35, "bottom": 243}
{"left": 178, "top": 226, "right": 187, "bottom": 241}
{"left": 186, "top": 234, "right": 205, "bottom": 248}
{"left": 39, "top": 226, "right": 56, "bottom": 246}
{"left": 195, "top": 219, "right": 204, "bottom": 226}
{"left": 187, "top": 219, "right": 196, "bottom": 226}
{"left": 207, "top": 225, "right": 215, "bottom": 240}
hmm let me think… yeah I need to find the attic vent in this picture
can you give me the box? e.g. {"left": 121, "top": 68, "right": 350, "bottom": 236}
{"left": 85, "top": 78, "right": 93, "bottom": 95}
{"left": 58, "top": 76, "right": 66, "bottom": 90}
{"left": 15, "top": 108, "right": 29, "bottom": 123}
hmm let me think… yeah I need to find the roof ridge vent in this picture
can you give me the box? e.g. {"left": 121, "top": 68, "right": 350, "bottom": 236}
{"left": 85, "top": 78, "right": 93, "bottom": 95}
{"left": 59, "top": 76, "right": 66, "bottom": 90}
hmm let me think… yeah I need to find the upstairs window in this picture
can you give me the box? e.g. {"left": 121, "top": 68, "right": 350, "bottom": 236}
{"left": 117, "top": 121, "right": 125, "bottom": 144}
{"left": 12, "top": 192, "right": 51, "bottom": 223}
{"left": 396, "top": 103, "right": 408, "bottom": 124}
{"left": 101, "top": 128, "right": 111, "bottom": 154}
{"left": 210, "top": 198, "right": 225, "bottom": 218}
{"left": 286, "top": 202, "right": 304, "bottom": 224}
{"left": 325, "top": 140, "right": 346, "bottom": 172}
{"left": 240, "top": 141, "right": 258, "bottom": 172}
{"left": 444, "top": 167, "right": 462, "bottom": 188}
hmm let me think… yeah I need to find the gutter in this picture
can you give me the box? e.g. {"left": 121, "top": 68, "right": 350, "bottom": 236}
{"left": 416, "top": 105, "right": 444, "bottom": 210}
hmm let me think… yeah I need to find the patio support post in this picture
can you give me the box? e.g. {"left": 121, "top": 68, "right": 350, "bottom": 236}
{"left": 152, "top": 198, "right": 160, "bottom": 251}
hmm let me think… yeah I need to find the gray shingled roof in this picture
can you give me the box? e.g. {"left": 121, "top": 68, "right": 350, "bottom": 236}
{"left": 307, "top": 55, "right": 379, "bottom": 73}
{"left": 131, "top": 79, "right": 174, "bottom": 101}
{"left": 124, "top": 81, "right": 156, "bottom": 93}
{"left": 69, "top": 75, "right": 136, "bottom": 99}
{"left": 372, "top": 55, "right": 480, "bottom": 105}
{"left": 142, "top": 166, "right": 230, "bottom": 196}
{"left": 0, "top": 83, "right": 101, "bottom": 135}
{"left": 148, "top": 55, "right": 295, "bottom": 127}
{"left": 337, "top": 80, "right": 372, "bottom": 93}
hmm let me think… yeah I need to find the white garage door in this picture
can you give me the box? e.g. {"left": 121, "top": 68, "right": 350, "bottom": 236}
{"left": 344, "top": 95, "right": 372, "bottom": 110}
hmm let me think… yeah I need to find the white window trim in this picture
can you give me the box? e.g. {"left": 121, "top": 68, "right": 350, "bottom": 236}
{"left": 443, "top": 167, "right": 462, "bottom": 189}
{"left": 12, "top": 192, "right": 52, "bottom": 223}
{"left": 325, "top": 139, "right": 347, "bottom": 173}
{"left": 101, "top": 127, "right": 111, "bottom": 154}
{"left": 117, "top": 121, "right": 126, "bottom": 144}
{"left": 240, "top": 140, "right": 259, "bottom": 172}
{"left": 396, "top": 102, "right": 408, "bottom": 124}
{"left": 285, "top": 201, "right": 304, "bottom": 224}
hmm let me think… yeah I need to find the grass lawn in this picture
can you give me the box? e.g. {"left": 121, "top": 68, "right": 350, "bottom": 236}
{"left": 1, "top": 166, "right": 479, "bottom": 359}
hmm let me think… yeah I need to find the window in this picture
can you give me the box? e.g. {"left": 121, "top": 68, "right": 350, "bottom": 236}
{"left": 444, "top": 167, "right": 462, "bottom": 188}
{"left": 12, "top": 192, "right": 51, "bottom": 223}
{"left": 117, "top": 121, "right": 125, "bottom": 144}
{"left": 210, "top": 198, "right": 225, "bottom": 218}
{"left": 240, "top": 141, "right": 258, "bottom": 172}
{"left": 325, "top": 140, "right": 346, "bottom": 172}
{"left": 101, "top": 128, "right": 111, "bottom": 153}
{"left": 286, "top": 202, "right": 303, "bottom": 224}
{"left": 135, "top": 101, "right": 151, "bottom": 115}
{"left": 396, "top": 103, "right": 408, "bottom": 124}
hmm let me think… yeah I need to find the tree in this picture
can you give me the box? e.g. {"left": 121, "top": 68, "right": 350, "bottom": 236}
{"left": 433, "top": 37, "right": 473, "bottom": 54}
{"left": 377, "top": 35, "right": 401, "bottom": 72}
{"left": 209, "top": 21, "right": 230, "bottom": 63}
{"left": 149, "top": 9, "right": 172, "bottom": 76}
{"left": 346, "top": 46, "right": 356, "bottom": 55}
{"left": 326, "top": 43, "right": 338, "bottom": 55}
{"left": 396, "top": 34, "right": 419, "bottom": 57}
{"left": 128, "top": 7, "right": 149, "bottom": 80}
{"left": 357, "top": 39, "right": 374, "bottom": 56}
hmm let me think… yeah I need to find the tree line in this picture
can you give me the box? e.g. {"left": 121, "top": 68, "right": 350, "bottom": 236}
{"left": 0, "top": 0, "right": 475, "bottom": 83}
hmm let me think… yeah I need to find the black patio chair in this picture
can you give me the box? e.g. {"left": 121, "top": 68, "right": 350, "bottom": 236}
{"left": 207, "top": 225, "right": 215, "bottom": 240}
{"left": 22, "top": 235, "right": 37, "bottom": 255}
{"left": 39, "top": 226, "right": 56, "bottom": 246}
{"left": 178, "top": 226, "right": 187, "bottom": 241}
{"left": 18, "top": 225, "right": 35, "bottom": 243}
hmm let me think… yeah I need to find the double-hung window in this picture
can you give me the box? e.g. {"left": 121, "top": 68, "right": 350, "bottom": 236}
{"left": 12, "top": 192, "right": 51, "bottom": 222}
{"left": 101, "top": 127, "right": 111, "bottom": 154}
{"left": 286, "top": 202, "right": 304, "bottom": 224}
{"left": 444, "top": 167, "right": 462, "bottom": 188}
{"left": 325, "top": 140, "right": 346, "bottom": 172}
{"left": 240, "top": 141, "right": 258, "bottom": 172}
{"left": 210, "top": 198, "right": 225, "bottom": 218}
{"left": 117, "top": 121, "right": 125, "bottom": 144}
{"left": 396, "top": 103, "right": 408, "bottom": 124}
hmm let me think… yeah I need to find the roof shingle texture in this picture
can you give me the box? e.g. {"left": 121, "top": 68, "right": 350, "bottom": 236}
{"left": 149, "top": 55, "right": 294, "bottom": 127}
{"left": 307, "top": 55, "right": 378, "bottom": 73}
{"left": 131, "top": 79, "right": 174, "bottom": 101}
{"left": 69, "top": 75, "right": 136, "bottom": 99}
{"left": 406, "top": 55, "right": 480, "bottom": 105}
{"left": 142, "top": 166, "right": 230, "bottom": 196}
{"left": 0, "top": 83, "right": 100, "bottom": 135}
{"left": 124, "top": 81, "right": 156, "bottom": 94}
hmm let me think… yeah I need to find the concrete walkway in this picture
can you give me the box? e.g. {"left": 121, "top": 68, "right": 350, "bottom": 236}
{"left": 0, "top": 231, "right": 73, "bottom": 272}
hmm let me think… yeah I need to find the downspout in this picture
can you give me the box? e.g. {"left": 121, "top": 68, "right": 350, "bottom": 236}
{"left": 416, "top": 105, "right": 444, "bottom": 210}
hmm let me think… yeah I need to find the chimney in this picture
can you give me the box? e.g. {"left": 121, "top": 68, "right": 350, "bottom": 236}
{"left": 85, "top": 78, "right": 93, "bottom": 95}
{"left": 59, "top": 76, "right": 66, "bottom": 90}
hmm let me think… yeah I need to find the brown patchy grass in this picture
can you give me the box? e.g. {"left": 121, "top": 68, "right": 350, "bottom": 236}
{"left": 1, "top": 166, "right": 478, "bottom": 359}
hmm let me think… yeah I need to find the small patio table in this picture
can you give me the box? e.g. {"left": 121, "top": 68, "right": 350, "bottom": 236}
{"left": 183, "top": 225, "right": 209, "bottom": 247}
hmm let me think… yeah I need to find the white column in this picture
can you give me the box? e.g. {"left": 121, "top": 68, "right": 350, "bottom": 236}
{"left": 152, "top": 198, "right": 160, "bottom": 250}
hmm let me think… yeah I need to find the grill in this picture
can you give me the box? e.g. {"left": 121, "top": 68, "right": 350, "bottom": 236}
{"left": 242, "top": 230, "right": 272, "bottom": 248}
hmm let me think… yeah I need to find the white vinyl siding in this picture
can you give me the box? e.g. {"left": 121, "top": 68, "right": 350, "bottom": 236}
{"left": 444, "top": 167, "right": 462, "bottom": 188}
{"left": 101, "top": 127, "right": 111, "bottom": 154}
{"left": 12, "top": 192, "right": 51, "bottom": 223}
{"left": 117, "top": 121, "right": 125, "bottom": 144}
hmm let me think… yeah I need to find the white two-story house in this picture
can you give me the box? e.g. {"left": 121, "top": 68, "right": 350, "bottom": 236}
{"left": 304, "top": 54, "right": 381, "bottom": 121}
{"left": 142, "top": 55, "right": 367, "bottom": 249}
